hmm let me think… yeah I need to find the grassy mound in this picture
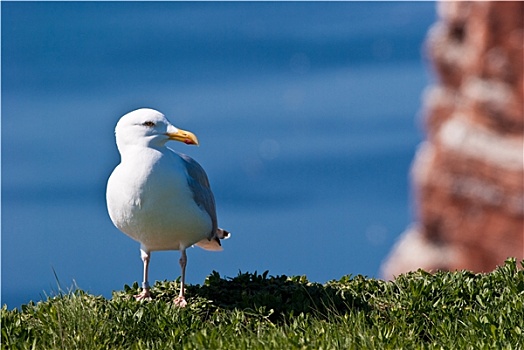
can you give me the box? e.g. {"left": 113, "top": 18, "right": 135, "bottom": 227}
{"left": 2, "top": 259, "right": 523, "bottom": 349}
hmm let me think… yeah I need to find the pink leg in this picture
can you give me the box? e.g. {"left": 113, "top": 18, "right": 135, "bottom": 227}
{"left": 174, "top": 248, "right": 188, "bottom": 307}
{"left": 135, "top": 248, "right": 151, "bottom": 301}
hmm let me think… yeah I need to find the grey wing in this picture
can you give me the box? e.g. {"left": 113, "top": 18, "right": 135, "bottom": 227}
{"left": 179, "top": 153, "right": 218, "bottom": 236}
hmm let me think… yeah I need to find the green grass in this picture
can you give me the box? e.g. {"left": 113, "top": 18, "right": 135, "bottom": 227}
{"left": 2, "top": 259, "right": 523, "bottom": 349}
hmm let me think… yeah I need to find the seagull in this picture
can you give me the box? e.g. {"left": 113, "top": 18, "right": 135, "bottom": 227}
{"left": 106, "top": 108, "right": 230, "bottom": 307}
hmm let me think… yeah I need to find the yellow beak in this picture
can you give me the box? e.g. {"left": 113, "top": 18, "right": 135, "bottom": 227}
{"left": 166, "top": 129, "right": 199, "bottom": 146}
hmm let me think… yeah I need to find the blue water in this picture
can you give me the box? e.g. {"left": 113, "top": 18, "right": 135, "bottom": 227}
{"left": 2, "top": 2, "right": 436, "bottom": 308}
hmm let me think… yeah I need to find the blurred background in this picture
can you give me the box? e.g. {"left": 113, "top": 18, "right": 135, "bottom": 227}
{"left": 2, "top": 2, "right": 437, "bottom": 308}
{"left": 381, "top": 1, "right": 523, "bottom": 277}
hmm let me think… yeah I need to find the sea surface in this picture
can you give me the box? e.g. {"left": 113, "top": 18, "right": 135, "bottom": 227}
{"left": 2, "top": 2, "right": 436, "bottom": 308}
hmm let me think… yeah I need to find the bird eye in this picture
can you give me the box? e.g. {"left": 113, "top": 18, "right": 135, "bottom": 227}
{"left": 142, "top": 121, "right": 155, "bottom": 127}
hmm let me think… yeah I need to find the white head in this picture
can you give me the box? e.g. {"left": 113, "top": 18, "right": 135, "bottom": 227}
{"left": 114, "top": 108, "right": 199, "bottom": 153}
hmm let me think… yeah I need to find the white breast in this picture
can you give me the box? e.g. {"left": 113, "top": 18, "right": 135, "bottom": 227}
{"left": 106, "top": 147, "right": 212, "bottom": 251}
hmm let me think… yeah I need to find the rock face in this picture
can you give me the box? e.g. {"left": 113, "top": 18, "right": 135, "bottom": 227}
{"left": 381, "top": 1, "right": 523, "bottom": 278}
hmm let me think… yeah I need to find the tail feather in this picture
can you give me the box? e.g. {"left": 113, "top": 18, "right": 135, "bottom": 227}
{"left": 195, "top": 228, "right": 231, "bottom": 251}
{"left": 217, "top": 228, "right": 231, "bottom": 240}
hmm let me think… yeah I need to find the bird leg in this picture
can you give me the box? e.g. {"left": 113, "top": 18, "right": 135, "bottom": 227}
{"left": 135, "top": 248, "right": 152, "bottom": 301}
{"left": 174, "top": 248, "right": 188, "bottom": 307}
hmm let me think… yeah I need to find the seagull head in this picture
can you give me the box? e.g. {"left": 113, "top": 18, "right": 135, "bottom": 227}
{"left": 115, "top": 108, "right": 199, "bottom": 151}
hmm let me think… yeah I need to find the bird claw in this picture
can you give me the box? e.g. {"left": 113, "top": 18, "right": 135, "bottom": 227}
{"left": 174, "top": 296, "right": 187, "bottom": 307}
{"left": 134, "top": 288, "right": 152, "bottom": 301}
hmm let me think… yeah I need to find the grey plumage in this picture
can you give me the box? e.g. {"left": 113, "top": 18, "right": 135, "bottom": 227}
{"left": 179, "top": 152, "right": 230, "bottom": 249}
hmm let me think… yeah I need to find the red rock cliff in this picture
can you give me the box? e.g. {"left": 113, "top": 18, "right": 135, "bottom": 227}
{"left": 381, "top": 1, "right": 523, "bottom": 278}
